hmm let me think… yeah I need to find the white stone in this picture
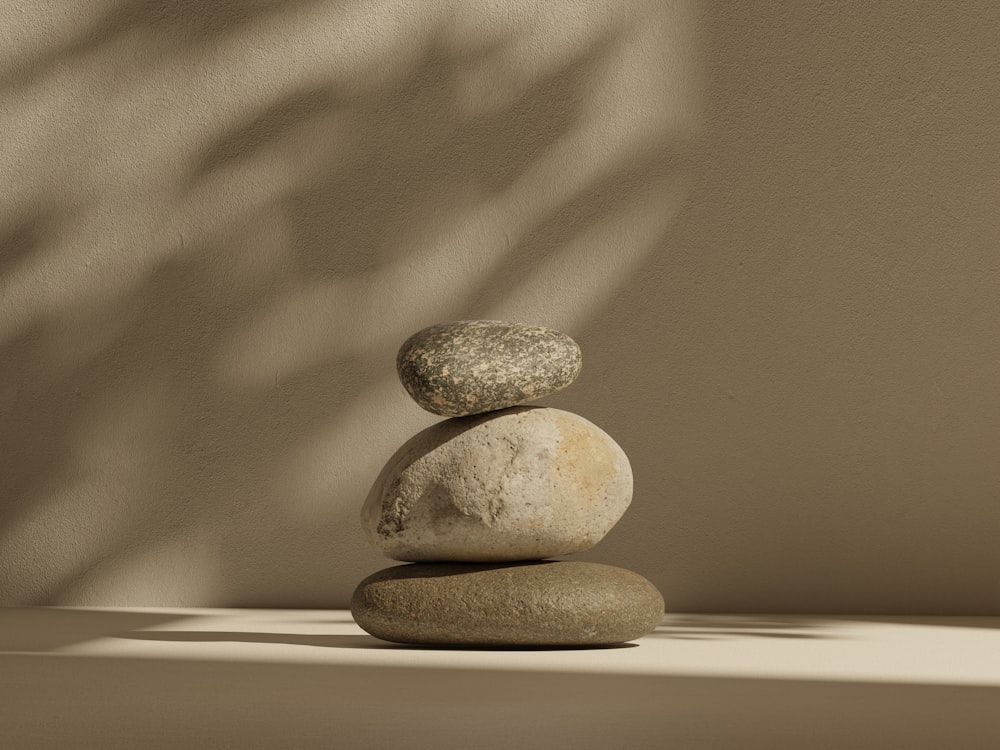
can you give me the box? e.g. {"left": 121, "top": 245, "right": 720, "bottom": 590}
{"left": 362, "top": 407, "right": 632, "bottom": 562}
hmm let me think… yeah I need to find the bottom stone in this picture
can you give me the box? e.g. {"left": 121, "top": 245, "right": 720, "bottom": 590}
{"left": 351, "top": 561, "right": 664, "bottom": 647}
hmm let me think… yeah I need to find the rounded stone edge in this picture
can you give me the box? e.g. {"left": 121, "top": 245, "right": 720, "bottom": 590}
{"left": 395, "top": 320, "right": 583, "bottom": 417}
{"left": 360, "top": 407, "right": 633, "bottom": 563}
{"left": 350, "top": 562, "right": 664, "bottom": 648}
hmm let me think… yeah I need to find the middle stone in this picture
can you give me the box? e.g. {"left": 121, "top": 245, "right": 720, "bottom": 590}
{"left": 362, "top": 406, "right": 632, "bottom": 562}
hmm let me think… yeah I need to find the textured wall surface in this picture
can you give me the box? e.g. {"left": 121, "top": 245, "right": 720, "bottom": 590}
{"left": 2, "top": 1, "right": 998, "bottom": 612}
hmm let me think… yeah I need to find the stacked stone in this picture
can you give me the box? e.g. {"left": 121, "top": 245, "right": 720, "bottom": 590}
{"left": 351, "top": 320, "right": 664, "bottom": 647}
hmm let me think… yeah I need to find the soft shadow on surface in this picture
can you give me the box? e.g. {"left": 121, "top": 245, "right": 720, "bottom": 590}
{"left": 651, "top": 614, "right": 1000, "bottom": 639}
{"left": 0, "top": 608, "right": 188, "bottom": 652}
{"left": 119, "top": 630, "right": 638, "bottom": 651}
{"left": 665, "top": 615, "right": 825, "bottom": 629}
{"left": 116, "top": 630, "right": 394, "bottom": 649}
{"left": 284, "top": 614, "right": 360, "bottom": 624}
{"left": 652, "top": 630, "right": 829, "bottom": 640}
{"left": 386, "top": 641, "right": 639, "bottom": 652}
{"left": 825, "top": 615, "right": 1000, "bottom": 630}
{"left": 652, "top": 615, "right": 834, "bottom": 640}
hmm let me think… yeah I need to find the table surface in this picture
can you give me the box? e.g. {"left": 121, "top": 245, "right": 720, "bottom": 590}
{"left": 3, "top": 608, "right": 1000, "bottom": 749}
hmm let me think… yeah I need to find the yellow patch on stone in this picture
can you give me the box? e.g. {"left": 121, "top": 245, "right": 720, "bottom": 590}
{"left": 550, "top": 412, "right": 615, "bottom": 508}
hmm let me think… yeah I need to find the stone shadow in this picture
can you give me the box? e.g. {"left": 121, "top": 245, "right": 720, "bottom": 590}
{"left": 0, "top": 608, "right": 189, "bottom": 653}
{"left": 116, "top": 630, "right": 392, "bottom": 649}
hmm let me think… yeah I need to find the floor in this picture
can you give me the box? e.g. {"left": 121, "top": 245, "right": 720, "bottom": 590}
{"left": 2, "top": 608, "right": 999, "bottom": 748}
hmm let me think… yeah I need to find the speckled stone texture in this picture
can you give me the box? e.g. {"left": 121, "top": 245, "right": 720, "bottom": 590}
{"left": 351, "top": 561, "right": 664, "bottom": 646}
{"left": 361, "top": 407, "right": 632, "bottom": 562}
{"left": 396, "top": 320, "right": 582, "bottom": 417}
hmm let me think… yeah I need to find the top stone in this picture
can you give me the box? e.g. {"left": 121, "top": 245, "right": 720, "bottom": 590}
{"left": 396, "top": 320, "right": 582, "bottom": 417}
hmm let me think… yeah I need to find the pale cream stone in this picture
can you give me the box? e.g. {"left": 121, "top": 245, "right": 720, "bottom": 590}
{"left": 362, "top": 407, "right": 632, "bottom": 562}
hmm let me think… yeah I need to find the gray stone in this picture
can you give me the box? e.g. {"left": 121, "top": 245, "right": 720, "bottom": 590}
{"left": 397, "top": 320, "right": 582, "bottom": 417}
{"left": 351, "top": 561, "right": 664, "bottom": 646}
{"left": 362, "top": 407, "right": 632, "bottom": 562}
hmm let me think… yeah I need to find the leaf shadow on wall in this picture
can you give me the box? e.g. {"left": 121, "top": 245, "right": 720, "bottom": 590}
{"left": 0, "top": 0, "right": 696, "bottom": 607}
{"left": 0, "top": 0, "right": 331, "bottom": 92}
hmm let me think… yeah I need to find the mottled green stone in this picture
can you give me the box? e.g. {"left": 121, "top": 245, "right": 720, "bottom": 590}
{"left": 351, "top": 561, "right": 664, "bottom": 647}
{"left": 396, "top": 321, "right": 582, "bottom": 417}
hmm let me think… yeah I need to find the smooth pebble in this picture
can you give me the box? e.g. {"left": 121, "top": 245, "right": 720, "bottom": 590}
{"left": 351, "top": 561, "right": 664, "bottom": 646}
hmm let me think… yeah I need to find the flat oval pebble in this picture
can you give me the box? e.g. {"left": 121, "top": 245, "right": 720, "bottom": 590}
{"left": 397, "top": 320, "right": 582, "bottom": 417}
{"left": 351, "top": 561, "right": 664, "bottom": 646}
{"left": 362, "top": 407, "right": 632, "bottom": 562}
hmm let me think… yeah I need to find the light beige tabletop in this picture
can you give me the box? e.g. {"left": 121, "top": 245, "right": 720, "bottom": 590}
{"left": 2, "top": 608, "right": 999, "bottom": 749}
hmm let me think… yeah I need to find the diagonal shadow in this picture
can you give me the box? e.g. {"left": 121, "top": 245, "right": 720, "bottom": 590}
{"left": 116, "top": 631, "right": 393, "bottom": 649}
{"left": 0, "top": 608, "right": 189, "bottom": 653}
{"left": 119, "top": 630, "right": 639, "bottom": 651}
{"left": 823, "top": 615, "right": 1000, "bottom": 630}
{"left": 650, "top": 630, "right": 830, "bottom": 640}
{"left": 1, "top": 0, "right": 700, "bottom": 612}
{"left": 0, "top": 0, "right": 334, "bottom": 92}
{"left": 650, "top": 614, "right": 835, "bottom": 640}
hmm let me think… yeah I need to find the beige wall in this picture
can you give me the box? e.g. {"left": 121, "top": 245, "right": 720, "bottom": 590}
{"left": 2, "top": 1, "right": 997, "bottom": 612}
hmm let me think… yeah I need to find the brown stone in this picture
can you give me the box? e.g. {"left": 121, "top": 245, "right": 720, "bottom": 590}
{"left": 351, "top": 561, "right": 664, "bottom": 647}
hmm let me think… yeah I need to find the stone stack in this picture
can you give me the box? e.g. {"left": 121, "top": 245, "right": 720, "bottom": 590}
{"left": 351, "top": 320, "right": 663, "bottom": 647}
